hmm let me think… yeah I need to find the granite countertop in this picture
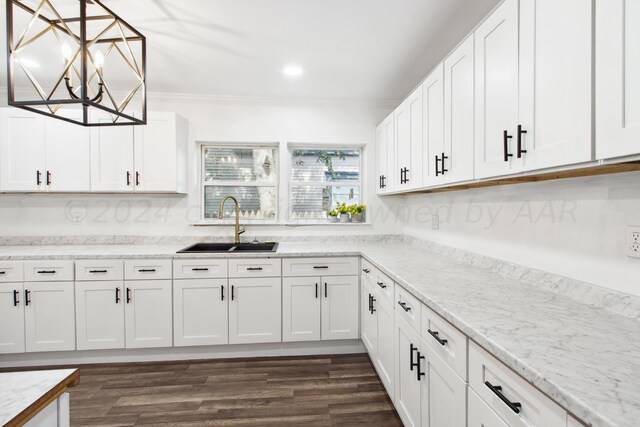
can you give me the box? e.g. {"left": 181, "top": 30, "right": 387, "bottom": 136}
{"left": 0, "top": 240, "right": 638, "bottom": 426}
{"left": 0, "top": 369, "right": 79, "bottom": 425}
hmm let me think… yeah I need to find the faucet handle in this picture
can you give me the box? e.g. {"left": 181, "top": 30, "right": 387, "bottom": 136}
{"left": 238, "top": 228, "right": 246, "bottom": 235}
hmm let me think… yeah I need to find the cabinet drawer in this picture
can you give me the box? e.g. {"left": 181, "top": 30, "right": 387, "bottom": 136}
{"left": 229, "top": 258, "right": 281, "bottom": 278}
{"left": 76, "top": 260, "right": 124, "bottom": 281}
{"left": 282, "top": 257, "right": 358, "bottom": 277}
{"left": 421, "top": 304, "right": 468, "bottom": 380}
{"left": 395, "top": 285, "right": 421, "bottom": 331}
{"left": 173, "top": 259, "right": 228, "bottom": 279}
{"left": 361, "top": 258, "right": 375, "bottom": 284}
{"left": 373, "top": 268, "right": 395, "bottom": 304}
{"left": 124, "top": 259, "right": 172, "bottom": 280}
{"left": 0, "top": 261, "right": 23, "bottom": 283}
{"left": 24, "top": 261, "right": 74, "bottom": 282}
{"left": 469, "top": 341, "right": 566, "bottom": 427}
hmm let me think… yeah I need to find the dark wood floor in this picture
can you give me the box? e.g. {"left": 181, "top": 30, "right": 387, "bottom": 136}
{"left": 67, "top": 353, "right": 403, "bottom": 427}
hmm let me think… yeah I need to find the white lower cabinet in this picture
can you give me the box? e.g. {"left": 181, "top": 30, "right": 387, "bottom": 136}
{"left": 173, "top": 278, "right": 228, "bottom": 346}
{"left": 229, "top": 277, "right": 281, "bottom": 344}
{"left": 395, "top": 315, "right": 422, "bottom": 427}
{"left": 374, "top": 292, "right": 395, "bottom": 399}
{"left": 24, "top": 282, "right": 76, "bottom": 352}
{"left": 321, "top": 275, "right": 359, "bottom": 340}
{"left": 283, "top": 277, "right": 321, "bottom": 342}
{"left": 468, "top": 387, "right": 509, "bottom": 427}
{"left": 124, "top": 280, "right": 173, "bottom": 349}
{"left": 361, "top": 281, "right": 377, "bottom": 352}
{"left": 0, "top": 283, "right": 25, "bottom": 354}
{"left": 75, "top": 281, "right": 125, "bottom": 350}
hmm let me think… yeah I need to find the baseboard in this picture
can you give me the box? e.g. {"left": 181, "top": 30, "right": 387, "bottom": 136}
{"left": 0, "top": 340, "right": 366, "bottom": 368}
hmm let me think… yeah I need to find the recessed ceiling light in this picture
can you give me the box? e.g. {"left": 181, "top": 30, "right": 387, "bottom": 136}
{"left": 283, "top": 65, "right": 304, "bottom": 77}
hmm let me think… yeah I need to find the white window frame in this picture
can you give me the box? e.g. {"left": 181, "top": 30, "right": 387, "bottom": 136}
{"left": 287, "top": 144, "right": 366, "bottom": 224}
{"left": 199, "top": 143, "right": 280, "bottom": 224}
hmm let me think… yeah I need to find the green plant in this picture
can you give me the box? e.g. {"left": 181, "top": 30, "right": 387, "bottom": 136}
{"left": 336, "top": 202, "right": 349, "bottom": 214}
{"left": 328, "top": 209, "right": 339, "bottom": 217}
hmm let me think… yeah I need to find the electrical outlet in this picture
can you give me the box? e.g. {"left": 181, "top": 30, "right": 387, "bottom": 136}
{"left": 627, "top": 226, "right": 640, "bottom": 259}
{"left": 432, "top": 215, "right": 439, "bottom": 230}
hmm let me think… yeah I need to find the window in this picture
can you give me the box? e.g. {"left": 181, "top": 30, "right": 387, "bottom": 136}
{"left": 289, "top": 147, "right": 363, "bottom": 222}
{"left": 201, "top": 145, "right": 278, "bottom": 222}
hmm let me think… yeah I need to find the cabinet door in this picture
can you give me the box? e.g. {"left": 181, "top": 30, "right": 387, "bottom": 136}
{"left": 376, "top": 297, "right": 395, "bottom": 400}
{"left": 420, "top": 340, "right": 466, "bottom": 427}
{"left": 321, "top": 275, "right": 359, "bottom": 340}
{"left": 377, "top": 112, "right": 395, "bottom": 194}
{"left": 596, "top": 0, "right": 640, "bottom": 159}
{"left": 0, "top": 109, "right": 46, "bottom": 191}
{"left": 474, "top": 0, "right": 523, "bottom": 179}
{"left": 394, "top": 102, "right": 409, "bottom": 190}
{"left": 398, "top": 85, "right": 423, "bottom": 190}
{"left": 173, "top": 279, "right": 228, "bottom": 347}
{"left": 468, "top": 388, "right": 509, "bottom": 427}
{"left": 75, "top": 281, "right": 125, "bottom": 350}
{"left": 134, "top": 112, "right": 179, "bottom": 193}
{"left": 24, "top": 282, "right": 75, "bottom": 352}
{"left": 0, "top": 283, "right": 25, "bottom": 354}
{"left": 90, "top": 119, "right": 134, "bottom": 192}
{"left": 394, "top": 316, "right": 422, "bottom": 427}
{"left": 519, "top": 0, "right": 592, "bottom": 171}
{"left": 283, "top": 277, "right": 321, "bottom": 342}
{"left": 361, "top": 283, "right": 377, "bottom": 354}
{"left": 229, "top": 277, "right": 281, "bottom": 344}
{"left": 444, "top": 35, "right": 475, "bottom": 184}
{"left": 46, "top": 113, "right": 91, "bottom": 192}
{"left": 124, "top": 280, "right": 172, "bottom": 349}
{"left": 376, "top": 122, "right": 387, "bottom": 194}
{"left": 422, "top": 64, "right": 445, "bottom": 188}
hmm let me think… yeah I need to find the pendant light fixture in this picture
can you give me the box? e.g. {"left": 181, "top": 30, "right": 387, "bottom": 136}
{"left": 6, "top": 0, "right": 146, "bottom": 126}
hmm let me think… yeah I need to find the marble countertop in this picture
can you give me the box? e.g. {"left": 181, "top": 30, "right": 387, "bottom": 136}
{"left": 0, "top": 240, "right": 638, "bottom": 426}
{"left": 0, "top": 369, "right": 79, "bottom": 425}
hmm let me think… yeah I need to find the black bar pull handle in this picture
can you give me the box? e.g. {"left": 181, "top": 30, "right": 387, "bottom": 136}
{"left": 313, "top": 266, "right": 329, "bottom": 269}
{"left": 324, "top": 282, "right": 328, "bottom": 298}
{"left": 136, "top": 171, "right": 141, "bottom": 186}
{"left": 379, "top": 175, "right": 383, "bottom": 189}
{"left": 485, "top": 381, "right": 522, "bottom": 414}
{"left": 126, "top": 171, "right": 131, "bottom": 186}
{"left": 428, "top": 329, "right": 448, "bottom": 346}
{"left": 0, "top": 271, "right": 6, "bottom": 275}
{"left": 90, "top": 270, "right": 108, "bottom": 274}
{"left": 368, "top": 294, "right": 372, "bottom": 313}
{"left": 362, "top": 268, "right": 370, "bottom": 274}
{"left": 36, "top": 170, "right": 42, "bottom": 186}
{"left": 115, "top": 287, "right": 121, "bottom": 304}
{"left": 46, "top": 171, "right": 52, "bottom": 186}
{"left": 315, "top": 283, "right": 319, "bottom": 299}
{"left": 416, "top": 352, "right": 426, "bottom": 381}
{"left": 435, "top": 155, "right": 441, "bottom": 177}
{"left": 126, "top": 288, "right": 132, "bottom": 304}
{"left": 441, "top": 153, "right": 449, "bottom": 174}
{"left": 377, "top": 281, "right": 387, "bottom": 289}
{"left": 409, "top": 343, "right": 418, "bottom": 371}
{"left": 517, "top": 125, "right": 528, "bottom": 158}
{"left": 37, "top": 270, "right": 56, "bottom": 274}
{"left": 13, "top": 289, "right": 19, "bottom": 306}
{"left": 381, "top": 175, "right": 386, "bottom": 188}
{"left": 231, "top": 285, "right": 235, "bottom": 301}
{"left": 398, "top": 301, "right": 411, "bottom": 312}
{"left": 246, "top": 267, "right": 263, "bottom": 271}
{"left": 25, "top": 289, "right": 31, "bottom": 306}
{"left": 192, "top": 268, "right": 209, "bottom": 271}
{"left": 371, "top": 296, "right": 376, "bottom": 313}
{"left": 503, "top": 130, "right": 513, "bottom": 162}
{"left": 221, "top": 285, "right": 224, "bottom": 301}
{"left": 138, "top": 269, "right": 156, "bottom": 273}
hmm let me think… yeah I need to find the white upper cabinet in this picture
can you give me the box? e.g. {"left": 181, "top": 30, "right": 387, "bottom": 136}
{"left": 394, "top": 102, "right": 409, "bottom": 190}
{"left": 134, "top": 112, "right": 188, "bottom": 193}
{"left": 376, "top": 112, "right": 395, "bottom": 194}
{"left": 46, "top": 112, "right": 91, "bottom": 192}
{"left": 519, "top": 0, "right": 593, "bottom": 171}
{"left": 422, "top": 63, "right": 445, "bottom": 188}
{"left": 0, "top": 109, "right": 47, "bottom": 192}
{"left": 596, "top": 0, "right": 640, "bottom": 159}
{"left": 397, "top": 85, "right": 424, "bottom": 191}
{"left": 474, "top": 0, "right": 522, "bottom": 179}
{"left": 443, "top": 35, "right": 475, "bottom": 185}
{"left": 90, "top": 118, "right": 135, "bottom": 192}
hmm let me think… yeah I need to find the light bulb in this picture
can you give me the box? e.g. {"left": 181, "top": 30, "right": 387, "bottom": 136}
{"left": 94, "top": 51, "right": 104, "bottom": 71}
{"left": 61, "top": 43, "right": 73, "bottom": 64}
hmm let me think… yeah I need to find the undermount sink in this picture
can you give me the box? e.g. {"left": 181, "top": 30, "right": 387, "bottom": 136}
{"left": 177, "top": 242, "right": 278, "bottom": 253}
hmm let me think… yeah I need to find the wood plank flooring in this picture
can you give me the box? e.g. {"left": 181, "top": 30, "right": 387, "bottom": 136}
{"left": 67, "top": 353, "right": 402, "bottom": 426}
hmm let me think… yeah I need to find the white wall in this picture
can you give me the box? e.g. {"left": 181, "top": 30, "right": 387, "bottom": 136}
{"left": 0, "top": 94, "right": 405, "bottom": 238}
{"left": 400, "top": 172, "right": 640, "bottom": 296}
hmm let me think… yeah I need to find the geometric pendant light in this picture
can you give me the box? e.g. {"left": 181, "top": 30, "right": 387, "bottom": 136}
{"left": 6, "top": 0, "right": 146, "bottom": 126}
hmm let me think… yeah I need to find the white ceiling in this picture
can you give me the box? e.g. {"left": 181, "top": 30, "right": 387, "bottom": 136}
{"left": 1, "top": 0, "right": 500, "bottom": 103}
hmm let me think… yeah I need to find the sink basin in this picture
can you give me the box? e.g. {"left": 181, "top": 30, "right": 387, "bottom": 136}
{"left": 177, "top": 242, "right": 278, "bottom": 253}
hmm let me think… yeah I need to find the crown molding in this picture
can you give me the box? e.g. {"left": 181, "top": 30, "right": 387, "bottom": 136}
{"left": 0, "top": 86, "right": 399, "bottom": 110}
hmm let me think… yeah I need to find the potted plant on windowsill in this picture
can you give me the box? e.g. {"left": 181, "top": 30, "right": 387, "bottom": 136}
{"left": 327, "top": 209, "right": 339, "bottom": 223}
{"left": 350, "top": 204, "right": 366, "bottom": 223}
{"left": 337, "top": 203, "right": 351, "bottom": 223}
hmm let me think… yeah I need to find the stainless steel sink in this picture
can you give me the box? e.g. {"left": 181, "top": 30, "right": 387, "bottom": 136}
{"left": 177, "top": 242, "right": 278, "bottom": 253}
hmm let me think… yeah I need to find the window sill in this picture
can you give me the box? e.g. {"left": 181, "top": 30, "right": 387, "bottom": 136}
{"left": 190, "top": 221, "right": 370, "bottom": 227}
